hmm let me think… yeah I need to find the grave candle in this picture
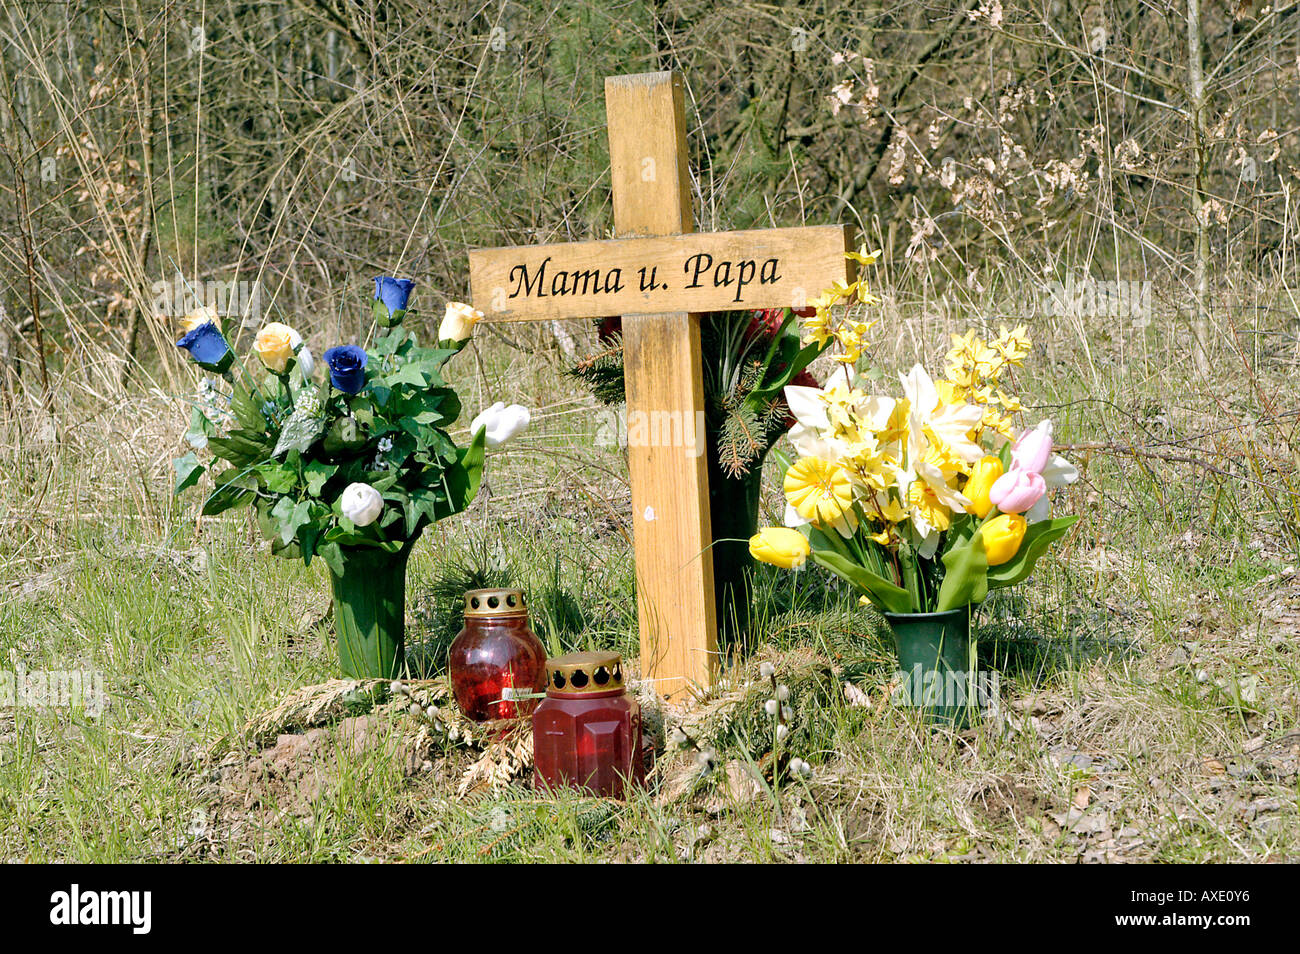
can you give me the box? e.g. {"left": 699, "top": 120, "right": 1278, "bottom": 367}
{"left": 448, "top": 588, "right": 547, "bottom": 722}
{"left": 532, "top": 651, "right": 644, "bottom": 799}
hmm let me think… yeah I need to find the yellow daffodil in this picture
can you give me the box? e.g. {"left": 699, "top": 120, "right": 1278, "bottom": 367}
{"left": 907, "top": 481, "right": 954, "bottom": 534}
{"left": 749, "top": 527, "right": 811, "bottom": 570}
{"left": 981, "top": 513, "right": 1027, "bottom": 565}
{"left": 845, "top": 245, "right": 882, "bottom": 266}
{"left": 801, "top": 306, "right": 835, "bottom": 347}
{"left": 994, "top": 389, "right": 1022, "bottom": 413}
{"left": 994, "top": 324, "right": 1031, "bottom": 364}
{"left": 828, "top": 279, "right": 860, "bottom": 301}
{"left": 784, "top": 457, "right": 858, "bottom": 536}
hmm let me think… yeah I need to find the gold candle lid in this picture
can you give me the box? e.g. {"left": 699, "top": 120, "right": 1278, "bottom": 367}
{"left": 463, "top": 588, "right": 528, "bottom": 617}
{"left": 546, "top": 651, "right": 625, "bottom": 695}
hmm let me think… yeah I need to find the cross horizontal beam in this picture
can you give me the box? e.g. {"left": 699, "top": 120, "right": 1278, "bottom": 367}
{"left": 468, "top": 224, "right": 852, "bottom": 323}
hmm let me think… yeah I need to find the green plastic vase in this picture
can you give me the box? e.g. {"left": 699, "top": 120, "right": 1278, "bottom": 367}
{"left": 883, "top": 606, "right": 980, "bottom": 727}
{"left": 328, "top": 542, "right": 415, "bottom": 679}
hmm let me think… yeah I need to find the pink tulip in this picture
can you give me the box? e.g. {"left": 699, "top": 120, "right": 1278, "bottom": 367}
{"left": 989, "top": 468, "right": 1046, "bottom": 514}
{"left": 1010, "top": 420, "right": 1053, "bottom": 475}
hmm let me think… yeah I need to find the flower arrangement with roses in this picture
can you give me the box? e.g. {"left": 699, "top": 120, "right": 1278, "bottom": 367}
{"left": 172, "top": 278, "right": 529, "bottom": 576}
{"left": 748, "top": 265, "right": 1079, "bottom": 614}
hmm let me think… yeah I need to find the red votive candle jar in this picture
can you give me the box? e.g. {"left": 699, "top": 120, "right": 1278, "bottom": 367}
{"left": 448, "top": 588, "right": 547, "bottom": 722}
{"left": 532, "top": 651, "right": 644, "bottom": 799}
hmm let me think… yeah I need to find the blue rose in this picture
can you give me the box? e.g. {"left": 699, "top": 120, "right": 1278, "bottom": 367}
{"left": 176, "top": 322, "right": 233, "bottom": 373}
{"left": 323, "top": 345, "right": 369, "bottom": 394}
{"left": 374, "top": 277, "right": 415, "bottom": 326}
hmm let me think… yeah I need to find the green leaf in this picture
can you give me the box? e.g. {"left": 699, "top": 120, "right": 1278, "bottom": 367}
{"left": 319, "top": 541, "right": 345, "bottom": 576}
{"left": 433, "top": 426, "right": 486, "bottom": 520}
{"left": 808, "top": 549, "right": 914, "bottom": 614}
{"left": 273, "top": 405, "right": 327, "bottom": 457}
{"left": 747, "top": 337, "right": 824, "bottom": 406}
{"left": 230, "top": 382, "right": 269, "bottom": 431}
{"left": 207, "top": 434, "right": 271, "bottom": 467}
{"left": 173, "top": 452, "right": 204, "bottom": 494}
{"left": 185, "top": 407, "right": 216, "bottom": 449}
{"left": 201, "top": 482, "right": 254, "bottom": 516}
{"left": 256, "top": 461, "right": 298, "bottom": 494}
{"left": 298, "top": 512, "right": 324, "bottom": 566}
{"left": 272, "top": 497, "right": 313, "bottom": 545}
{"left": 386, "top": 364, "right": 428, "bottom": 388}
{"left": 935, "top": 532, "right": 989, "bottom": 611}
{"left": 986, "top": 515, "right": 1080, "bottom": 588}
{"left": 304, "top": 459, "right": 335, "bottom": 497}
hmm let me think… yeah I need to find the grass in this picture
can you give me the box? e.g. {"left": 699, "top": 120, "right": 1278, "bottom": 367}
{"left": 1, "top": 298, "right": 1298, "bottom": 863}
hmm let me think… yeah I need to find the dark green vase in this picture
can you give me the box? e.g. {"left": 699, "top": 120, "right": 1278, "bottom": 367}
{"left": 329, "top": 543, "right": 414, "bottom": 679}
{"left": 707, "top": 458, "right": 763, "bottom": 652}
{"left": 883, "top": 606, "right": 981, "bottom": 727}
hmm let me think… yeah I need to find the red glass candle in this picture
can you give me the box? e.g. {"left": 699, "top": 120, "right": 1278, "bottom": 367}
{"left": 532, "top": 651, "right": 644, "bottom": 799}
{"left": 448, "top": 588, "right": 547, "bottom": 722}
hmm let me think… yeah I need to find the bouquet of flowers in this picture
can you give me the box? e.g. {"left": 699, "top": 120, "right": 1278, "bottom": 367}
{"left": 748, "top": 281, "right": 1079, "bottom": 616}
{"left": 171, "top": 278, "right": 524, "bottom": 677}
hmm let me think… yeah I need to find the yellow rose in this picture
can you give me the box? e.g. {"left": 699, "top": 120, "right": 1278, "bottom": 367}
{"left": 964, "top": 455, "right": 1004, "bottom": 519}
{"left": 748, "top": 527, "right": 811, "bottom": 570}
{"left": 980, "top": 513, "right": 1027, "bottom": 566}
{"left": 180, "top": 304, "right": 220, "bottom": 334}
{"left": 439, "top": 301, "right": 483, "bottom": 342}
{"left": 254, "top": 322, "right": 299, "bottom": 373}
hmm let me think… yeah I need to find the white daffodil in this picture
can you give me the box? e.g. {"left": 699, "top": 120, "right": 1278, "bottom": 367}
{"left": 899, "top": 363, "right": 985, "bottom": 463}
{"left": 783, "top": 384, "right": 830, "bottom": 430}
{"left": 783, "top": 384, "right": 855, "bottom": 460}
{"left": 470, "top": 402, "right": 531, "bottom": 447}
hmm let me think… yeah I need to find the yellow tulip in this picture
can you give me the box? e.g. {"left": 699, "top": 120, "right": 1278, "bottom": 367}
{"left": 254, "top": 322, "right": 298, "bottom": 373}
{"left": 748, "top": 527, "right": 811, "bottom": 570}
{"left": 980, "top": 513, "right": 1027, "bottom": 566}
{"left": 964, "top": 455, "right": 1004, "bottom": 519}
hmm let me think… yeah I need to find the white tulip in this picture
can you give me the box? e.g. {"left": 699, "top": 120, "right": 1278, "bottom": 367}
{"left": 340, "top": 482, "right": 384, "bottom": 527}
{"left": 439, "top": 301, "right": 484, "bottom": 342}
{"left": 1041, "top": 453, "right": 1079, "bottom": 487}
{"left": 470, "top": 401, "right": 531, "bottom": 447}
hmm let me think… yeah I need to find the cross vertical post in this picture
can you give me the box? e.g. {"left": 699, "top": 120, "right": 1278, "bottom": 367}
{"left": 604, "top": 71, "right": 717, "bottom": 700}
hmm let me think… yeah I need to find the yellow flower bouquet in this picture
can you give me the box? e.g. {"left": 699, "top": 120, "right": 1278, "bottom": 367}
{"left": 750, "top": 264, "right": 1079, "bottom": 616}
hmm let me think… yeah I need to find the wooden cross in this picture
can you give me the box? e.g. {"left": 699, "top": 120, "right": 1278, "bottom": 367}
{"left": 469, "top": 71, "right": 854, "bottom": 699}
